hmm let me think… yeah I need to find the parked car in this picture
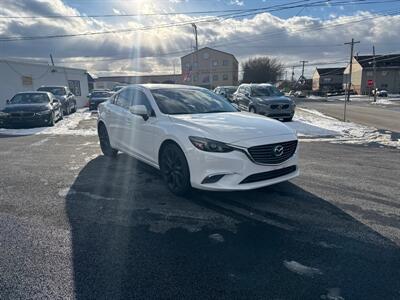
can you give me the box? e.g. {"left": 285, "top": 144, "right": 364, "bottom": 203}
{"left": 88, "top": 90, "right": 114, "bottom": 110}
{"left": 97, "top": 84, "right": 299, "bottom": 195}
{"left": 232, "top": 83, "right": 296, "bottom": 121}
{"left": 213, "top": 86, "right": 237, "bottom": 102}
{"left": 37, "top": 86, "right": 77, "bottom": 115}
{"left": 372, "top": 89, "right": 388, "bottom": 97}
{"left": 112, "top": 85, "right": 126, "bottom": 93}
{"left": 0, "top": 92, "right": 63, "bottom": 128}
{"left": 294, "top": 90, "right": 307, "bottom": 98}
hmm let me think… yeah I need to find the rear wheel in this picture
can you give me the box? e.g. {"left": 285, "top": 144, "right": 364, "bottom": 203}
{"left": 98, "top": 124, "right": 118, "bottom": 158}
{"left": 160, "top": 143, "right": 191, "bottom": 196}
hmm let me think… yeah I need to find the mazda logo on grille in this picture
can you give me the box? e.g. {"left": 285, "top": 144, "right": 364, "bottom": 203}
{"left": 273, "top": 145, "right": 284, "bottom": 157}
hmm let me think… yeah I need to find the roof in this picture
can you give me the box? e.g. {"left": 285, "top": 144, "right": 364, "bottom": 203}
{"left": 355, "top": 54, "right": 400, "bottom": 68}
{"left": 316, "top": 67, "right": 345, "bottom": 76}
{"left": 180, "top": 47, "right": 238, "bottom": 63}
{"left": 123, "top": 83, "right": 206, "bottom": 90}
{"left": 0, "top": 58, "right": 86, "bottom": 73}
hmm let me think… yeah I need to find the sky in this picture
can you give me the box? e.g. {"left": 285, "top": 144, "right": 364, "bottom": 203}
{"left": 1, "top": 0, "right": 400, "bottom": 78}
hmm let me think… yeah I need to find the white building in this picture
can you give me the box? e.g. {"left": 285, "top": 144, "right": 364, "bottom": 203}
{"left": 0, "top": 59, "right": 89, "bottom": 109}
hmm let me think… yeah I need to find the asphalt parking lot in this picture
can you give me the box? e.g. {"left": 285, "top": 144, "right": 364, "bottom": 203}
{"left": 0, "top": 118, "right": 399, "bottom": 299}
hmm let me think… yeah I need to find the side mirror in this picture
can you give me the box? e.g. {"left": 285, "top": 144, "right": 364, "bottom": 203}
{"left": 129, "top": 105, "right": 149, "bottom": 121}
{"left": 68, "top": 92, "right": 73, "bottom": 96}
{"left": 6, "top": 99, "right": 10, "bottom": 104}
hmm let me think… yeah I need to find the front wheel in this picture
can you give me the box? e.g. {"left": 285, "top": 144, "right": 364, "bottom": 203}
{"left": 98, "top": 124, "right": 118, "bottom": 158}
{"left": 160, "top": 143, "right": 191, "bottom": 196}
{"left": 48, "top": 112, "right": 55, "bottom": 127}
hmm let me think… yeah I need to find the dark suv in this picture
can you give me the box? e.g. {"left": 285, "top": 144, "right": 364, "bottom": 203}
{"left": 37, "top": 86, "right": 77, "bottom": 115}
{"left": 233, "top": 83, "right": 296, "bottom": 121}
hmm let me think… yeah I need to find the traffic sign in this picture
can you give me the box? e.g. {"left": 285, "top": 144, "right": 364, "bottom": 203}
{"left": 367, "top": 79, "right": 374, "bottom": 87}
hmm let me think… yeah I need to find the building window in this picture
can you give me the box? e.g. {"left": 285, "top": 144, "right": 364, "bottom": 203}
{"left": 22, "top": 76, "right": 33, "bottom": 86}
{"left": 381, "top": 83, "right": 388, "bottom": 88}
{"left": 68, "top": 80, "right": 81, "bottom": 96}
{"left": 223, "top": 74, "right": 228, "bottom": 80}
{"left": 223, "top": 60, "right": 228, "bottom": 66}
{"left": 203, "top": 52, "right": 209, "bottom": 59}
{"left": 213, "top": 74, "right": 218, "bottom": 81}
{"left": 193, "top": 74, "right": 198, "bottom": 82}
{"left": 212, "top": 60, "right": 218, "bottom": 66}
{"left": 202, "top": 75, "right": 210, "bottom": 83}
{"left": 185, "top": 63, "right": 190, "bottom": 69}
{"left": 193, "top": 62, "right": 198, "bottom": 68}
{"left": 366, "top": 71, "right": 373, "bottom": 77}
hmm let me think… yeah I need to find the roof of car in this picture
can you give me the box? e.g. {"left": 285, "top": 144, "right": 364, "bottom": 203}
{"left": 16, "top": 91, "right": 50, "bottom": 95}
{"left": 239, "top": 83, "right": 274, "bottom": 87}
{"left": 38, "top": 85, "right": 67, "bottom": 88}
{"left": 125, "top": 84, "right": 207, "bottom": 91}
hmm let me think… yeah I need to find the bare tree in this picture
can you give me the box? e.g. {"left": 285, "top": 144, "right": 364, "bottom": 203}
{"left": 242, "top": 57, "right": 284, "bottom": 83}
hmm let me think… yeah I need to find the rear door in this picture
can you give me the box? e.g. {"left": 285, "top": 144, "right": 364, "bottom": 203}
{"left": 108, "top": 90, "right": 131, "bottom": 150}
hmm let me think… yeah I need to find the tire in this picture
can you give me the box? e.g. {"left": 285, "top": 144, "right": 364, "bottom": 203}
{"left": 249, "top": 106, "right": 257, "bottom": 114}
{"left": 98, "top": 124, "right": 118, "bottom": 158}
{"left": 160, "top": 143, "right": 191, "bottom": 196}
{"left": 65, "top": 104, "right": 71, "bottom": 115}
{"left": 48, "top": 112, "right": 55, "bottom": 127}
{"left": 58, "top": 109, "right": 63, "bottom": 121}
{"left": 71, "top": 102, "right": 77, "bottom": 113}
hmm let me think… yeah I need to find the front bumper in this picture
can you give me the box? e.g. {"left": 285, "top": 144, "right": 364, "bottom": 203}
{"left": 186, "top": 135, "right": 299, "bottom": 191}
{"left": 257, "top": 104, "right": 295, "bottom": 119}
{"left": 0, "top": 113, "right": 51, "bottom": 128}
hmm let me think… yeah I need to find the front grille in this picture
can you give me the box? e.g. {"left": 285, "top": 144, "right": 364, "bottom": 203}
{"left": 10, "top": 112, "right": 35, "bottom": 117}
{"left": 240, "top": 165, "right": 297, "bottom": 184}
{"left": 248, "top": 140, "right": 298, "bottom": 164}
{"left": 270, "top": 104, "right": 290, "bottom": 110}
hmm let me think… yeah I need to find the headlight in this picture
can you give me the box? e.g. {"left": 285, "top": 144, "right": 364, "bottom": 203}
{"left": 36, "top": 110, "right": 52, "bottom": 115}
{"left": 189, "top": 136, "right": 233, "bottom": 153}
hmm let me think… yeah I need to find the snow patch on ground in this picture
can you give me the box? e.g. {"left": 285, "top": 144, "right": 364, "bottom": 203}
{"left": 209, "top": 233, "right": 225, "bottom": 243}
{"left": 289, "top": 108, "right": 399, "bottom": 149}
{"left": 308, "top": 94, "right": 400, "bottom": 103}
{"left": 283, "top": 260, "right": 323, "bottom": 277}
{"left": 0, "top": 109, "right": 97, "bottom": 136}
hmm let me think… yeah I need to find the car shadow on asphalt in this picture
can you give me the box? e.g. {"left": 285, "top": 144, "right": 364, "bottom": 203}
{"left": 66, "top": 154, "right": 400, "bottom": 299}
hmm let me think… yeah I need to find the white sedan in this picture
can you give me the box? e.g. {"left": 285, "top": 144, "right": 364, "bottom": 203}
{"left": 97, "top": 84, "right": 299, "bottom": 195}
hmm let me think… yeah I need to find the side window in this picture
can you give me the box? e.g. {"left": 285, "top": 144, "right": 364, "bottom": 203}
{"left": 132, "top": 90, "right": 153, "bottom": 113}
{"left": 115, "top": 89, "right": 131, "bottom": 109}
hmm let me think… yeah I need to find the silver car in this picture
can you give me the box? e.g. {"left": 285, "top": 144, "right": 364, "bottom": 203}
{"left": 233, "top": 83, "right": 296, "bottom": 121}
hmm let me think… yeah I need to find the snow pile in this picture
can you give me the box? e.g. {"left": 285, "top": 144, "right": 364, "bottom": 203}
{"left": 283, "top": 260, "right": 323, "bottom": 277}
{"left": 289, "top": 108, "right": 399, "bottom": 149}
{"left": 0, "top": 109, "right": 97, "bottom": 136}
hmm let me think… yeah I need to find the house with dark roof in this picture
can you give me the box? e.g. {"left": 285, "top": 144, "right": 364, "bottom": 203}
{"left": 181, "top": 47, "right": 239, "bottom": 89}
{"left": 312, "top": 67, "right": 345, "bottom": 93}
{"left": 344, "top": 54, "right": 400, "bottom": 94}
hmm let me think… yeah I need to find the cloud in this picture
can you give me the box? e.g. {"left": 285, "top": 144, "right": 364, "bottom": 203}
{"left": 0, "top": 0, "right": 399, "bottom": 78}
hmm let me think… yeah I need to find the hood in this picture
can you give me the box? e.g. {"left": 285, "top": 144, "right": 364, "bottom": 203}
{"left": 169, "top": 112, "right": 295, "bottom": 144}
{"left": 255, "top": 96, "right": 292, "bottom": 104}
{"left": 3, "top": 104, "right": 51, "bottom": 113}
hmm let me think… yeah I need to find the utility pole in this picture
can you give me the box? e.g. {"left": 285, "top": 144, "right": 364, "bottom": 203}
{"left": 291, "top": 66, "right": 295, "bottom": 82}
{"left": 300, "top": 60, "right": 308, "bottom": 78}
{"left": 343, "top": 38, "right": 360, "bottom": 122}
{"left": 191, "top": 23, "right": 198, "bottom": 51}
{"left": 373, "top": 45, "right": 377, "bottom": 103}
{"left": 50, "top": 54, "right": 55, "bottom": 66}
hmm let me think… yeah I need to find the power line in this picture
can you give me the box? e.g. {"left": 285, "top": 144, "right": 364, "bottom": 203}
{"left": 1, "top": 0, "right": 398, "bottom": 19}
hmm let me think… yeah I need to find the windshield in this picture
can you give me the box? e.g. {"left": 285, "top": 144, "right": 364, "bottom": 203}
{"left": 151, "top": 88, "right": 238, "bottom": 115}
{"left": 91, "top": 91, "right": 112, "bottom": 98}
{"left": 225, "top": 87, "right": 237, "bottom": 95}
{"left": 251, "top": 86, "right": 284, "bottom": 97}
{"left": 38, "top": 87, "right": 66, "bottom": 96}
{"left": 10, "top": 93, "right": 49, "bottom": 104}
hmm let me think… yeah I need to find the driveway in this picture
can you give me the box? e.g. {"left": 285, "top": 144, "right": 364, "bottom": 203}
{"left": 0, "top": 128, "right": 399, "bottom": 299}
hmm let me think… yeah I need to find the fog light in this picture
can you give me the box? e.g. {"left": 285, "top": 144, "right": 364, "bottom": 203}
{"left": 201, "top": 174, "right": 225, "bottom": 184}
